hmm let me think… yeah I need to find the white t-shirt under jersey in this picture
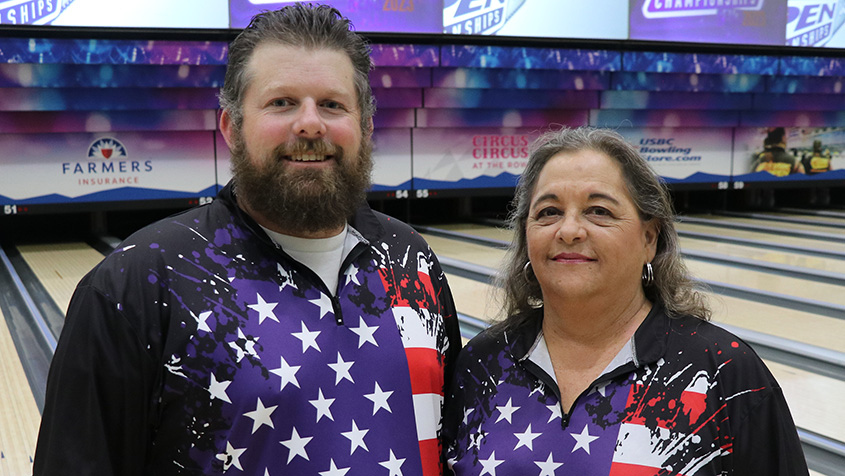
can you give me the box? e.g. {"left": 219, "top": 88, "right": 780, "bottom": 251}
{"left": 261, "top": 224, "right": 364, "bottom": 295}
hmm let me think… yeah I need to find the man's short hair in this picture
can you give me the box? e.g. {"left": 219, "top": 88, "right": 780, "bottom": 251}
{"left": 219, "top": 3, "right": 375, "bottom": 133}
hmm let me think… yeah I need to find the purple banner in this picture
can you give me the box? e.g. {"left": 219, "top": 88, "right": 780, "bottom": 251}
{"left": 433, "top": 68, "right": 610, "bottom": 90}
{"left": 424, "top": 88, "right": 599, "bottom": 109}
{"left": 779, "top": 55, "right": 845, "bottom": 76}
{"left": 441, "top": 45, "right": 621, "bottom": 71}
{"left": 766, "top": 75, "right": 845, "bottom": 94}
{"left": 372, "top": 109, "right": 415, "bottom": 129}
{"left": 0, "top": 64, "right": 225, "bottom": 88}
{"left": 623, "top": 51, "right": 779, "bottom": 75}
{"left": 611, "top": 72, "right": 766, "bottom": 93}
{"left": 371, "top": 67, "right": 432, "bottom": 88}
{"left": 0, "top": 110, "right": 218, "bottom": 133}
{"left": 371, "top": 44, "right": 440, "bottom": 67}
{"left": 629, "top": 0, "right": 787, "bottom": 46}
{"left": 601, "top": 91, "right": 753, "bottom": 110}
{"left": 0, "top": 38, "right": 228, "bottom": 65}
{"left": 752, "top": 93, "right": 845, "bottom": 110}
{"left": 228, "top": 1, "right": 441, "bottom": 33}
{"left": 416, "top": 109, "right": 589, "bottom": 128}
{"left": 372, "top": 88, "right": 422, "bottom": 108}
{"left": 590, "top": 109, "right": 740, "bottom": 128}
{"left": 740, "top": 110, "right": 845, "bottom": 126}
{"left": 0, "top": 88, "right": 219, "bottom": 112}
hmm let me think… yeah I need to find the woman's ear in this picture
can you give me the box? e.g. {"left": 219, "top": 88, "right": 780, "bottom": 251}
{"left": 644, "top": 220, "right": 659, "bottom": 263}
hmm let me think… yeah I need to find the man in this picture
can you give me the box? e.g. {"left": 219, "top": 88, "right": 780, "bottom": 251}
{"left": 34, "top": 4, "right": 461, "bottom": 475}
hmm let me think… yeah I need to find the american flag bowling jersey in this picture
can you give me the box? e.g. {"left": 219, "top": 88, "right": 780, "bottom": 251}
{"left": 35, "top": 182, "right": 462, "bottom": 475}
{"left": 443, "top": 305, "right": 809, "bottom": 476}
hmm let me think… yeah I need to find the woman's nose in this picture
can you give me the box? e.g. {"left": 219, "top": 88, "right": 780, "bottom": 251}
{"left": 555, "top": 214, "right": 586, "bottom": 243}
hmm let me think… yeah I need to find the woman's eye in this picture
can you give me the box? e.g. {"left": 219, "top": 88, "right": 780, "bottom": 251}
{"left": 537, "top": 207, "right": 560, "bottom": 219}
{"left": 588, "top": 207, "right": 611, "bottom": 217}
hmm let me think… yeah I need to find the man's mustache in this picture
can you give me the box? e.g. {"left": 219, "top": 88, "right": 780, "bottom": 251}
{"left": 273, "top": 139, "right": 342, "bottom": 158}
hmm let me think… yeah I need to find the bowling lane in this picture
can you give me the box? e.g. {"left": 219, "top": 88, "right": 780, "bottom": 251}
{"left": 16, "top": 242, "right": 105, "bottom": 315}
{"left": 708, "top": 295, "right": 845, "bottom": 354}
{"left": 681, "top": 222, "right": 845, "bottom": 254}
{"left": 432, "top": 223, "right": 513, "bottom": 244}
{"left": 679, "top": 236, "right": 845, "bottom": 274}
{"left": 688, "top": 213, "right": 845, "bottom": 236}
{"left": 0, "top": 308, "right": 41, "bottom": 476}
{"left": 686, "top": 259, "right": 845, "bottom": 308}
{"left": 758, "top": 212, "right": 845, "bottom": 228}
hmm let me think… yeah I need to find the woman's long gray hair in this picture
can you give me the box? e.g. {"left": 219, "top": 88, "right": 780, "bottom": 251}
{"left": 494, "top": 127, "right": 710, "bottom": 330}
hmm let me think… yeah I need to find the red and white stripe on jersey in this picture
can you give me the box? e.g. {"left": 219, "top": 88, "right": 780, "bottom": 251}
{"left": 379, "top": 255, "right": 446, "bottom": 476}
{"left": 610, "top": 375, "right": 729, "bottom": 476}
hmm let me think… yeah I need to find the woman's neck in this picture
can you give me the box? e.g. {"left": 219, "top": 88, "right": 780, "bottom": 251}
{"left": 541, "top": 293, "right": 652, "bottom": 350}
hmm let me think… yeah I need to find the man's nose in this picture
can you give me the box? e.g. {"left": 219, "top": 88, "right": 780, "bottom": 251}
{"left": 293, "top": 100, "right": 326, "bottom": 138}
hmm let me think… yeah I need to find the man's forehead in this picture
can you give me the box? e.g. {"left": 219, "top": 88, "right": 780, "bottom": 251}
{"left": 248, "top": 42, "right": 350, "bottom": 66}
{"left": 243, "top": 43, "right": 356, "bottom": 88}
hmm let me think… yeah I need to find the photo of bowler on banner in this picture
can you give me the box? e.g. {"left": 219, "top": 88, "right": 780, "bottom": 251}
{"left": 733, "top": 126, "right": 845, "bottom": 184}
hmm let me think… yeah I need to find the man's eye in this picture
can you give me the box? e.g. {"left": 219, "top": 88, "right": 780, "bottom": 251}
{"left": 270, "top": 99, "right": 290, "bottom": 107}
{"left": 322, "top": 101, "right": 343, "bottom": 109}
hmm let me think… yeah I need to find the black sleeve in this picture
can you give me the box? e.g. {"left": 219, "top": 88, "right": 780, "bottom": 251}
{"left": 33, "top": 284, "right": 157, "bottom": 476}
{"left": 429, "top": 252, "right": 463, "bottom": 475}
{"left": 732, "top": 385, "right": 810, "bottom": 476}
{"left": 441, "top": 346, "right": 471, "bottom": 476}
{"left": 437, "top": 269, "right": 463, "bottom": 398}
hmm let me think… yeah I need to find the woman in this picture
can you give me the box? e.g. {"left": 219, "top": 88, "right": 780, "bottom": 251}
{"left": 443, "top": 127, "right": 808, "bottom": 475}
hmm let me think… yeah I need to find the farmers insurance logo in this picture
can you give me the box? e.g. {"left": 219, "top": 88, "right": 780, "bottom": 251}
{"left": 641, "top": 0, "right": 765, "bottom": 19}
{"left": 62, "top": 137, "right": 153, "bottom": 179}
{"left": 0, "top": 0, "right": 75, "bottom": 25}
{"left": 88, "top": 137, "right": 127, "bottom": 160}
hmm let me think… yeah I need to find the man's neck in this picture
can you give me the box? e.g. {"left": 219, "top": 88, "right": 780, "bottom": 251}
{"left": 238, "top": 200, "right": 345, "bottom": 239}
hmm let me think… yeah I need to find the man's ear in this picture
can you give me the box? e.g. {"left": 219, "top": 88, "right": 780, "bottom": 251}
{"left": 365, "top": 116, "right": 374, "bottom": 139}
{"left": 219, "top": 108, "right": 236, "bottom": 150}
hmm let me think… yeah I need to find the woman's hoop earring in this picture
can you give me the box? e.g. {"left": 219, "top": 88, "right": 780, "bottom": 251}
{"left": 642, "top": 263, "right": 654, "bottom": 287}
{"left": 523, "top": 261, "right": 533, "bottom": 280}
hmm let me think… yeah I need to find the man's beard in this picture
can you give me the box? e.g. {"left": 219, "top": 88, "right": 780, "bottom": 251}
{"left": 230, "top": 132, "right": 373, "bottom": 235}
